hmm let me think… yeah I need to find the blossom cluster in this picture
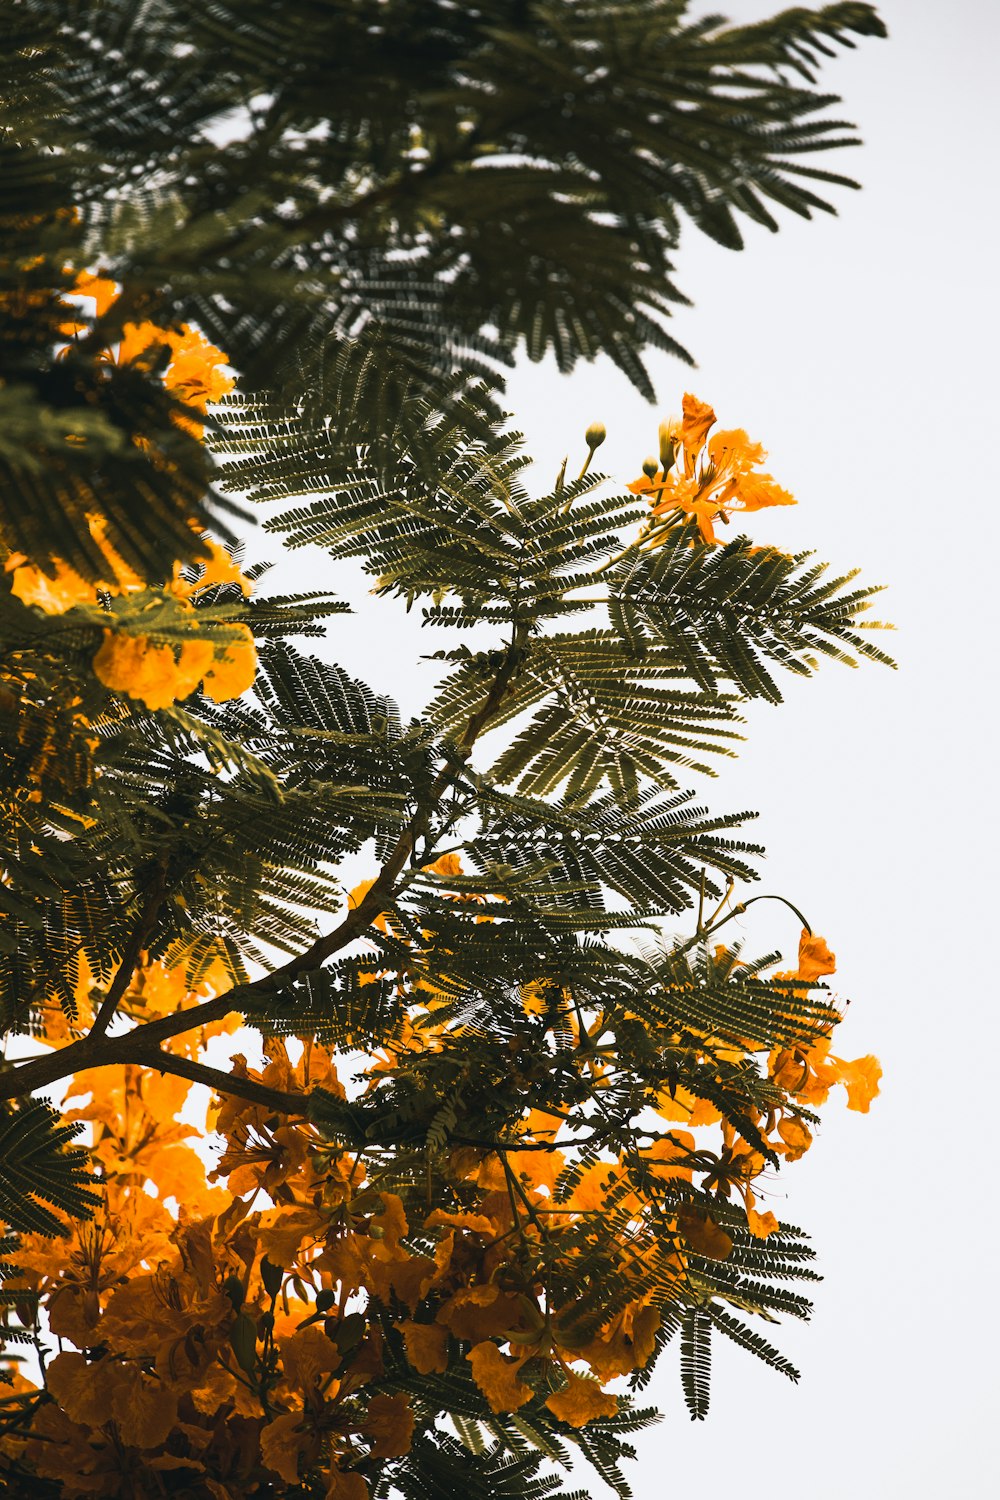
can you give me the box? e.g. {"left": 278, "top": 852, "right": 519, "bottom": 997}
{"left": 3, "top": 272, "right": 252, "bottom": 712}
{"left": 0, "top": 908, "right": 879, "bottom": 1496}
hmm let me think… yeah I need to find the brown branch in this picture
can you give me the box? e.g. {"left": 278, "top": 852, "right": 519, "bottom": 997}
{"left": 133, "top": 1048, "right": 308, "bottom": 1115}
{"left": 0, "top": 634, "right": 527, "bottom": 1106}
{"left": 89, "top": 867, "right": 168, "bottom": 1041}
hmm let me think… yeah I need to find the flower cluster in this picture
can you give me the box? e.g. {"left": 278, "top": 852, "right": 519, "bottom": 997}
{"left": 3, "top": 274, "right": 254, "bottom": 712}
{"left": 0, "top": 902, "right": 879, "bottom": 1496}
{"left": 628, "top": 393, "right": 796, "bottom": 544}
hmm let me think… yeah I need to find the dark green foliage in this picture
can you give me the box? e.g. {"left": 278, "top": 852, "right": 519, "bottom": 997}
{"left": 679, "top": 1306, "right": 713, "bottom": 1420}
{"left": 705, "top": 1303, "right": 801, "bottom": 1383}
{"left": 607, "top": 533, "right": 897, "bottom": 700}
{"left": 227, "top": 369, "right": 890, "bottom": 807}
{"left": 0, "top": 1103, "right": 99, "bottom": 1237}
{"left": 2, "top": 0, "right": 883, "bottom": 574}
{"left": 377, "top": 1430, "right": 590, "bottom": 1500}
{"left": 0, "top": 177, "right": 242, "bottom": 581}
{"left": 471, "top": 784, "right": 762, "bottom": 914}
{"left": 0, "top": 627, "right": 413, "bottom": 1014}
{"left": 0, "top": 3, "right": 890, "bottom": 1491}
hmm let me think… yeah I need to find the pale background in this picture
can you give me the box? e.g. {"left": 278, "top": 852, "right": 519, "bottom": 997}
{"left": 253, "top": 0, "right": 999, "bottom": 1491}
{"left": 521, "top": 2, "right": 1000, "bottom": 1489}
{"left": 34, "top": 1, "right": 999, "bottom": 1493}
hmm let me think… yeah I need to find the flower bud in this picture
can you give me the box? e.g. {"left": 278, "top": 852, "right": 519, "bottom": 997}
{"left": 334, "top": 1311, "right": 368, "bottom": 1355}
{"left": 658, "top": 421, "right": 676, "bottom": 473}
{"left": 223, "top": 1274, "right": 246, "bottom": 1312}
{"left": 259, "top": 1257, "right": 283, "bottom": 1300}
{"left": 585, "top": 421, "right": 607, "bottom": 451}
{"left": 641, "top": 456, "right": 659, "bottom": 479}
{"left": 229, "top": 1311, "right": 258, "bottom": 1373}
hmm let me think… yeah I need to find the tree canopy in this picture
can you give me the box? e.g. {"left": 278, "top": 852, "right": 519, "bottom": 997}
{"left": 0, "top": 3, "right": 888, "bottom": 1497}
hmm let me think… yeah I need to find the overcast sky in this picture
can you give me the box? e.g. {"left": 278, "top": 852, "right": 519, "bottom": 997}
{"left": 251, "top": 2, "right": 997, "bottom": 1491}
{"left": 502, "top": 2, "right": 997, "bottom": 1492}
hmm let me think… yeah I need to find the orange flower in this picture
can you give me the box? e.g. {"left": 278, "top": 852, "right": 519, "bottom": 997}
{"left": 363, "top": 1393, "right": 414, "bottom": 1458}
{"left": 769, "top": 1036, "right": 881, "bottom": 1113}
{"left": 8, "top": 1184, "right": 176, "bottom": 1346}
{"left": 117, "top": 319, "right": 177, "bottom": 370}
{"left": 679, "top": 393, "right": 717, "bottom": 468}
{"left": 573, "top": 1300, "right": 661, "bottom": 1382}
{"left": 92, "top": 631, "right": 214, "bottom": 709}
{"left": 172, "top": 538, "right": 253, "bottom": 601}
{"left": 60, "top": 271, "right": 234, "bottom": 442}
{"left": 261, "top": 1411, "right": 311, "bottom": 1486}
{"left": 116, "top": 318, "right": 234, "bottom": 429}
{"left": 200, "top": 625, "right": 257, "bottom": 702}
{"left": 7, "top": 555, "right": 100, "bottom": 614}
{"left": 675, "top": 1206, "right": 733, "bottom": 1261}
{"left": 628, "top": 393, "right": 795, "bottom": 543}
{"left": 277, "top": 1327, "right": 342, "bottom": 1396}
{"left": 71, "top": 270, "right": 118, "bottom": 318}
{"left": 5, "top": 513, "right": 145, "bottom": 610}
{"left": 545, "top": 1372, "right": 618, "bottom": 1427}
{"left": 833, "top": 1052, "right": 882, "bottom": 1113}
{"left": 745, "top": 1204, "right": 781, "bottom": 1239}
{"left": 467, "top": 1341, "right": 533, "bottom": 1414}
{"left": 397, "top": 1319, "right": 450, "bottom": 1375}
{"left": 326, "top": 1470, "right": 370, "bottom": 1500}
{"left": 162, "top": 324, "right": 235, "bottom": 409}
{"left": 796, "top": 930, "right": 836, "bottom": 981}
{"left": 92, "top": 625, "right": 256, "bottom": 710}
{"left": 774, "top": 1114, "right": 813, "bottom": 1161}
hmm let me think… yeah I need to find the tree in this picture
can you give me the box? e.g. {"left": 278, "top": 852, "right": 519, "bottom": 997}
{"left": 0, "top": 3, "right": 889, "bottom": 1496}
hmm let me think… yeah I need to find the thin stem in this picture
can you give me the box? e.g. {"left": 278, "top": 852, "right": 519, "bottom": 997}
{"left": 706, "top": 878, "right": 735, "bottom": 930}
{"left": 672, "top": 891, "right": 813, "bottom": 961}
{"left": 502, "top": 1154, "right": 550, "bottom": 1241}
{"left": 673, "top": 903, "right": 748, "bottom": 959}
{"left": 742, "top": 893, "right": 812, "bottom": 934}
{"left": 89, "top": 870, "right": 168, "bottom": 1040}
{"left": 0, "top": 633, "right": 527, "bottom": 1105}
{"left": 587, "top": 509, "right": 691, "bottom": 579}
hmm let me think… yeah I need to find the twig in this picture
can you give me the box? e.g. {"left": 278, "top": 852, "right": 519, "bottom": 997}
{"left": 0, "top": 634, "right": 527, "bottom": 1105}
{"left": 89, "top": 869, "right": 168, "bottom": 1041}
{"left": 133, "top": 1047, "right": 308, "bottom": 1115}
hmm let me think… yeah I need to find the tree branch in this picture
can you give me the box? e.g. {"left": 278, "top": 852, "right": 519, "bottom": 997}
{"left": 89, "top": 867, "right": 168, "bottom": 1041}
{"left": 133, "top": 1048, "right": 308, "bottom": 1115}
{"left": 0, "top": 633, "right": 528, "bottom": 1106}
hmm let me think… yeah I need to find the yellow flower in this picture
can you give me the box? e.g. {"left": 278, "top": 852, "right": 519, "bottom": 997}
{"left": 628, "top": 393, "right": 795, "bottom": 544}
{"left": 70, "top": 270, "right": 118, "bottom": 318}
{"left": 545, "top": 1373, "right": 618, "bottom": 1428}
{"left": 7, "top": 555, "right": 100, "bottom": 614}
{"left": 171, "top": 538, "right": 253, "bottom": 601}
{"left": 92, "top": 632, "right": 213, "bottom": 710}
{"left": 397, "top": 1320, "right": 449, "bottom": 1375}
{"left": 746, "top": 1204, "right": 781, "bottom": 1239}
{"left": 200, "top": 625, "right": 257, "bottom": 702}
{"left": 163, "top": 324, "right": 235, "bottom": 409}
{"left": 92, "top": 627, "right": 256, "bottom": 711}
{"left": 796, "top": 930, "right": 836, "bottom": 981}
{"left": 363, "top": 1393, "right": 415, "bottom": 1458}
{"left": 466, "top": 1341, "right": 533, "bottom": 1414}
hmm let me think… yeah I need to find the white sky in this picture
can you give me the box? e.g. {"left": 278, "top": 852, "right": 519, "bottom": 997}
{"left": 505, "top": 2, "right": 1000, "bottom": 1491}
{"left": 250, "top": 1, "right": 999, "bottom": 1492}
